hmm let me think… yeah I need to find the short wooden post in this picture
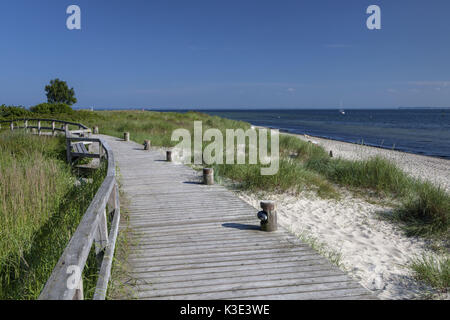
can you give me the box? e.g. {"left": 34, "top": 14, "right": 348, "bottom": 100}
{"left": 38, "top": 121, "right": 41, "bottom": 136}
{"left": 52, "top": 121, "right": 56, "bottom": 136}
{"left": 93, "top": 126, "right": 99, "bottom": 134}
{"left": 24, "top": 120, "right": 28, "bottom": 132}
{"left": 144, "top": 140, "right": 151, "bottom": 150}
{"left": 166, "top": 150, "right": 172, "bottom": 162}
{"left": 10, "top": 122, "right": 13, "bottom": 131}
{"left": 260, "top": 201, "right": 277, "bottom": 232}
{"left": 329, "top": 150, "right": 333, "bottom": 158}
{"left": 124, "top": 132, "right": 130, "bottom": 141}
{"left": 203, "top": 168, "right": 214, "bottom": 185}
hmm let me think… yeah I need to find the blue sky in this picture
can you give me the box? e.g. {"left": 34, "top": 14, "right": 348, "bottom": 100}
{"left": 1, "top": 0, "right": 449, "bottom": 109}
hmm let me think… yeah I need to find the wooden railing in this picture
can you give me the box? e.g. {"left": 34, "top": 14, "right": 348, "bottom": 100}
{"left": 2, "top": 118, "right": 119, "bottom": 300}
{"left": 0, "top": 118, "right": 91, "bottom": 137}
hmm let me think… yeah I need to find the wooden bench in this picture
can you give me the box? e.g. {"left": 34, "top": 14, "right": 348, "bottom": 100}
{"left": 70, "top": 142, "right": 99, "bottom": 163}
{"left": 73, "top": 142, "right": 89, "bottom": 154}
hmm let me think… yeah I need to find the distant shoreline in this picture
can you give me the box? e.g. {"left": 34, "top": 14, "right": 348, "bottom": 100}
{"left": 276, "top": 128, "right": 450, "bottom": 192}
{"left": 276, "top": 127, "right": 450, "bottom": 161}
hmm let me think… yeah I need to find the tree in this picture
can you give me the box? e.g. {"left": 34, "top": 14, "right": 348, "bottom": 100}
{"left": 45, "top": 79, "right": 77, "bottom": 105}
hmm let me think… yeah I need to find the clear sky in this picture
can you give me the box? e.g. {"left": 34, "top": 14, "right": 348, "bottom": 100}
{"left": 1, "top": 0, "right": 449, "bottom": 109}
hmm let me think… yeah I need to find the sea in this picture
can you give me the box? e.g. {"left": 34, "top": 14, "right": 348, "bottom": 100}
{"left": 199, "top": 109, "right": 450, "bottom": 160}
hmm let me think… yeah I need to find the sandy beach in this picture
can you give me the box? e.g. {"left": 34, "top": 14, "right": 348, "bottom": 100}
{"left": 235, "top": 132, "right": 450, "bottom": 300}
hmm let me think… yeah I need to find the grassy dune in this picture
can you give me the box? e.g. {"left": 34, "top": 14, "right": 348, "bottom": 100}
{"left": 0, "top": 132, "right": 104, "bottom": 299}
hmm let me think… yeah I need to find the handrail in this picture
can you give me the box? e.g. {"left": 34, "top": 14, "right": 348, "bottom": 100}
{"left": 4, "top": 120, "right": 121, "bottom": 300}
{"left": 0, "top": 118, "right": 89, "bottom": 129}
{"left": 0, "top": 118, "right": 91, "bottom": 136}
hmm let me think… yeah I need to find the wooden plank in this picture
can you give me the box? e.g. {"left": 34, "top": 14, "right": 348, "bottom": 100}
{"left": 135, "top": 268, "right": 343, "bottom": 291}
{"left": 133, "top": 264, "right": 337, "bottom": 285}
{"left": 97, "top": 135, "right": 376, "bottom": 300}
{"left": 139, "top": 281, "right": 363, "bottom": 300}
{"left": 70, "top": 153, "right": 100, "bottom": 159}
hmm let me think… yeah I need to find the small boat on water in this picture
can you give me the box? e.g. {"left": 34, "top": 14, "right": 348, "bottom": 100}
{"left": 339, "top": 100, "right": 345, "bottom": 115}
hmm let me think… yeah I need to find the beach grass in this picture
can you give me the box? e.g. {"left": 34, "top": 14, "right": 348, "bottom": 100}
{"left": 410, "top": 254, "right": 449, "bottom": 293}
{"left": 395, "top": 182, "right": 450, "bottom": 237}
{"left": 0, "top": 131, "right": 105, "bottom": 299}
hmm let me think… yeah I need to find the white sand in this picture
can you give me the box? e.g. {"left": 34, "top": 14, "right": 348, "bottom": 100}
{"left": 234, "top": 133, "right": 450, "bottom": 300}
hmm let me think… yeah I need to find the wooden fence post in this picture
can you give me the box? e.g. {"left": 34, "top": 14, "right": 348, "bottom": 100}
{"left": 38, "top": 121, "right": 41, "bottom": 136}
{"left": 259, "top": 201, "right": 277, "bottom": 232}
{"left": 94, "top": 208, "right": 109, "bottom": 256}
{"left": 10, "top": 121, "right": 13, "bottom": 131}
{"left": 52, "top": 121, "right": 56, "bottom": 136}
{"left": 203, "top": 168, "right": 214, "bottom": 185}
{"left": 66, "top": 138, "right": 72, "bottom": 164}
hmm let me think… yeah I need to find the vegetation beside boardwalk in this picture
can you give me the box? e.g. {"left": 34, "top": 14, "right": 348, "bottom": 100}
{"left": 0, "top": 131, "right": 104, "bottom": 299}
{"left": 1, "top": 107, "right": 448, "bottom": 295}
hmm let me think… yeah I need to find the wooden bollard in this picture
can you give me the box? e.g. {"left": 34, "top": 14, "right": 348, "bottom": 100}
{"left": 329, "top": 150, "right": 333, "bottom": 158}
{"left": 93, "top": 126, "right": 99, "bottom": 134}
{"left": 203, "top": 168, "right": 214, "bottom": 185}
{"left": 144, "top": 140, "right": 151, "bottom": 150}
{"left": 259, "top": 201, "right": 277, "bottom": 232}
{"left": 124, "top": 132, "right": 130, "bottom": 141}
{"left": 166, "top": 150, "right": 172, "bottom": 162}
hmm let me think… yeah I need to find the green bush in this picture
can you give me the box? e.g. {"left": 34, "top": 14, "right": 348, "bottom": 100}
{"left": 30, "top": 103, "right": 74, "bottom": 115}
{"left": 0, "top": 105, "right": 31, "bottom": 118}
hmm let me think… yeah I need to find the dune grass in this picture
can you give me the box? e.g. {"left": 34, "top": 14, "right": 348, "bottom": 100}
{"left": 410, "top": 255, "right": 449, "bottom": 294}
{"left": 0, "top": 131, "right": 105, "bottom": 299}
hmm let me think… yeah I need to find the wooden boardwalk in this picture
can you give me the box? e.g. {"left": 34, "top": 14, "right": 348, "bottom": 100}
{"left": 100, "top": 135, "right": 375, "bottom": 300}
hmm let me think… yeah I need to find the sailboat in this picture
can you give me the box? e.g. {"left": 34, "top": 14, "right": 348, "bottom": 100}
{"left": 339, "top": 100, "right": 345, "bottom": 115}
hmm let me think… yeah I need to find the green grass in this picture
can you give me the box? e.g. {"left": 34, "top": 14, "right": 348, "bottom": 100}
{"left": 410, "top": 255, "right": 449, "bottom": 293}
{"left": 395, "top": 182, "right": 450, "bottom": 237}
{"left": 0, "top": 131, "right": 105, "bottom": 299}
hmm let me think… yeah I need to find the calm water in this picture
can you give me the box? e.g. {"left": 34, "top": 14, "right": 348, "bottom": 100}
{"left": 201, "top": 109, "right": 450, "bottom": 159}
